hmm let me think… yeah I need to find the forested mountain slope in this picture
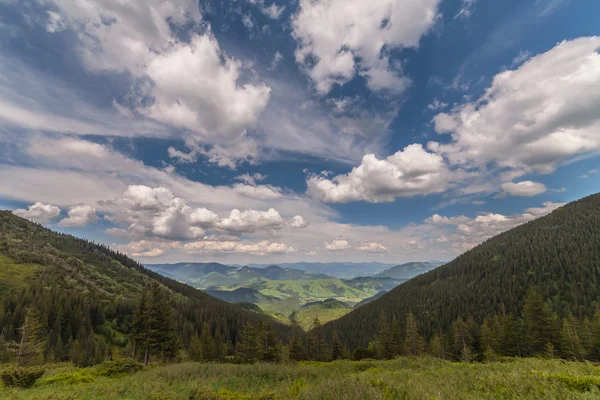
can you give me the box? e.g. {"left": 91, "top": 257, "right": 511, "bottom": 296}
{"left": 0, "top": 211, "right": 292, "bottom": 365}
{"left": 322, "top": 193, "right": 600, "bottom": 349}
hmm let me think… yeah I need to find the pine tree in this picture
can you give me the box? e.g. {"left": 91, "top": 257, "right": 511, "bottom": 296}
{"left": 236, "top": 322, "right": 259, "bottom": 363}
{"left": 560, "top": 312, "right": 585, "bottom": 360}
{"left": 522, "top": 288, "right": 558, "bottom": 356}
{"left": 146, "top": 282, "right": 178, "bottom": 365}
{"left": 188, "top": 332, "right": 202, "bottom": 362}
{"left": 257, "top": 321, "right": 279, "bottom": 362}
{"left": 375, "top": 311, "right": 393, "bottom": 359}
{"left": 427, "top": 333, "right": 445, "bottom": 359}
{"left": 131, "top": 290, "right": 150, "bottom": 360}
{"left": 307, "top": 318, "right": 329, "bottom": 361}
{"left": 200, "top": 323, "right": 216, "bottom": 361}
{"left": 330, "top": 330, "right": 343, "bottom": 360}
{"left": 404, "top": 312, "right": 424, "bottom": 357}
{"left": 16, "top": 307, "right": 46, "bottom": 366}
{"left": 451, "top": 317, "right": 472, "bottom": 360}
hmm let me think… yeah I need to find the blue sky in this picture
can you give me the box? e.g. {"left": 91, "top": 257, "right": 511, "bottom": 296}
{"left": 1, "top": 0, "right": 599, "bottom": 264}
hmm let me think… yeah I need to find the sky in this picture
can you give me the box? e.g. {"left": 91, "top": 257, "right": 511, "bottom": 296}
{"left": 1, "top": 0, "right": 599, "bottom": 265}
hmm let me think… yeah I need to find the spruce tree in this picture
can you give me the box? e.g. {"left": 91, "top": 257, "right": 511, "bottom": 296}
{"left": 236, "top": 322, "right": 258, "bottom": 363}
{"left": 200, "top": 323, "right": 216, "bottom": 361}
{"left": 560, "top": 312, "right": 585, "bottom": 360}
{"left": 330, "top": 330, "right": 343, "bottom": 360}
{"left": 16, "top": 307, "right": 46, "bottom": 366}
{"left": 427, "top": 333, "right": 445, "bottom": 359}
{"left": 188, "top": 332, "right": 202, "bottom": 361}
{"left": 522, "top": 288, "right": 558, "bottom": 356}
{"left": 146, "top": 282, "right": 178, "bottom": 365}
{"left": 404, "top": 312, "right": 424, "bottom": 357}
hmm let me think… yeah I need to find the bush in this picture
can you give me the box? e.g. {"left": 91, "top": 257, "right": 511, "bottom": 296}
{"left": 39, "top": 370, "right": 95, "bottom": 385}
{"left": 352, "top": 361, "right": 377, "bottom": 372}
{"left": 0, "top": 366, "right": 45, "bottom": 388}
{"left": 93, "top": 359, "right": 143, "bottom": 377}
{"left": 551, "top": 373, "right": 600, "bottom": 392}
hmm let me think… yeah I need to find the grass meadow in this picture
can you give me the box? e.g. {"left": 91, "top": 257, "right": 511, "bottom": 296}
{"left": 3, "top": 357, "right": 600, "bottom": 399}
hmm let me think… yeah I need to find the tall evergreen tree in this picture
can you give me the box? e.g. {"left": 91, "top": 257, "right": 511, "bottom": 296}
{"left": 199, "top": 323, "right": 216, "bottom": 361}
{"left": 16, "top": 306, "right": 46, "bottom": 366}
{"left": 404, "top": 312, "right": 424, "bottom": 357}
{"left": 330, "top": 330, "right": 343, "bottom": 360}
{"left": 522, "top": 288, "right": 558, "bottom": 356}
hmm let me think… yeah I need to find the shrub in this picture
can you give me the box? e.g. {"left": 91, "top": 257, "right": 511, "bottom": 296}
{"left": 0, "top": 366, "right": 45, "bottom": 388}
{"left": 93, "top": 359, "right": 143, "bottom": 377}
{"left": 352, "top": 361, "right": 377, "bottom": 372}
{"left": 551, "top": 373, "right": 600, "bottom": 392}
{"left": 39, "top": 370, "right": 95, "bottom": 385}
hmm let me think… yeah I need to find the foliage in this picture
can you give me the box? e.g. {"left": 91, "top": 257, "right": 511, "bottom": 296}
{"left": 4, "top": 358, "right": 600, "bottom": 399}
{"left": 93, "top": 359, "right": 144, "bottom": 376}
{"left": 0, "top": 365, "right": 45, "bottom": 388}
{"left": 322, "top": 194, "right": 600, "bottom": 349}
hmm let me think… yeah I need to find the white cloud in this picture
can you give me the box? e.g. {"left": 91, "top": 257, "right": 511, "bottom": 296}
{"left": 291, "top": 0, "right": 440, "bottom": 94}
{"left": 325, "top": 239, "right": 350, "bottom": 251}
{"left": 168, "top": 147, "right": 197, "bottom": 164}
{"left": 501, "top": 181, "right": 547, "bottom": 197}
{"left": 58, "top": 204, "right": 98, "bottom": 227}
{"left": 270, "top": 51, "right": 283, "bottom": 70}
{"left": 234, "top": 173, "right": 267, "bottom": 186}
{"left": 12, "top": 202, "right": 61, "bottom": 223}
{"left": 289, "top": 215, "right": 309, "bottom": 229}
{"left": 427, "top": 98, "right": 448, "bottom": 111}
{"left": 250, "top": 0, "right": 285, "bottom": 19}
{"left": 425, "top": 214, "right": 470, "bottom": 226}
{"left": 512, "top": 50, "right": 530, "bottom": 66}
{"left": 431, "top": 37, "right": 600, "bottom": 175}
{"left": 454, "top": 0, "right": 477, "bottom": 19}
{"left": 357, "top": 242, "right": 388, "bottom": 253}
{"left": 425, "top": 201, "right": 566, "bottom": 250}
{"left": 183, "top": 240, "right": 296, "bottom": 255}
{"left": 525, "top": 201, "right": 566, "bottom": 216}
{"left": 307, "top": 144, "right": 451, "bottom": 203}
{"left": 215, "top": 208, "right": 284, "bottom": 233}
{"left": 44, "top": 0, "right": 271, "bottom": 166}
{"left": 232, "top": 184, "right": 282, "bottom": 200}
{"left": 46, "top": 11, "right": 65, "bottom": 33}
{"left": 117, "top": 240, "right": 181, "bottom": 258}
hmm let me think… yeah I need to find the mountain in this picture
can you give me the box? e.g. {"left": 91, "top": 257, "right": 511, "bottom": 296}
{"left": 374, "top": 262, "right": 443, "bottom": 280}
{"left": 146, "top": 262, "right": 332, "bottom": 287}
{"left": 241, "top": 262, "right": 398, "bottom": 279}
{"left": 343, "top": 276, "right": 405, "bottom": 293}
{"left": 291, "top": 298, "right": 352, "bottom": 330}
{"left": 353, "top": 291, "right": 387, "bottom": 308}
{"left": 0, "top": 211, "right": 292, "bottom": 363}
{"left": 204, "top": 287, "right": 280, "bottom": 305}
{"left": 322, "top": 194, "right": 600, "bottom": 349}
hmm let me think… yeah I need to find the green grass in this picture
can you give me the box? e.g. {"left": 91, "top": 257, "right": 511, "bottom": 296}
{"left": 0, "top": 254, "right": 42, "bottom": 292}
{"left": 4, "top": 358, "right": 600, "bottom": 399}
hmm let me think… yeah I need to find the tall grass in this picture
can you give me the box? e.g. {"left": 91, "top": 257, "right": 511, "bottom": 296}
{"left": 2, "top": 357, "right": 600, "bottom": 399}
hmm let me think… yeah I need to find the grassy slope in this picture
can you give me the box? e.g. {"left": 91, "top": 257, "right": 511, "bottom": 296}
{"left": 0, "top": 254, "right": 42, "bottom": 292}
{"left": 3, "top": 358, "right": 600, "bottom": 399}
{"left": 293, "top": 300, "right": 353, "bottom": 330}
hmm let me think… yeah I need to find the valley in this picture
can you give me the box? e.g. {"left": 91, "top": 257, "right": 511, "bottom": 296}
{"left": 146, "top": 262, "right": 439, "bottom": 328}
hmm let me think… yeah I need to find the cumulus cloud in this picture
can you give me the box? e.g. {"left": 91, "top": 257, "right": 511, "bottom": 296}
{"left": 501, "top": 181, "right": 547, "bottom": 197}
{"left": 292, "top": 0, "right": 440, "bottom": 94}
{"left": 215, "top": 208, "right": 284, "bottom": 233}
{"left": 325, "top": 239, "right": 350, "bottom": 251}
{"left": 250, "top": 0, "right": 285, "bottom": 19}
{"left": 425, "top": 201, "right": 566, "bottom": 251}
{"left": 44, "top": 0, "right": 271, "bottom": 166}
{"left": 357, "top": 242, "right": 389, "bottom": 253}
{"left": 430, "top": 37, "right": 600, "bottom": 175}
{"left": 117, "top": 240, "right": 181, "bottom": 258}
{"left": 183, "top": 240, "right": 296, "bottom": 255}
{"left": 307, "top": 144, "right": 451, "bottom": 203}
{"left": 288, "top": 215, "right": 309, "bottom": 229}
{"left": 103, "top": 186, "right": 293, "bottom": 240}
{"left": 232, "top": 184, "right": 282, "bottom": 200}
{"left": 58, "top": 204, "right": 98, "bottom": 227}
{"left": 234, "top": 173, "right": 267, "bottom": 186}
{"left": 13, "top": 202, "right": 61, "bottom": 223}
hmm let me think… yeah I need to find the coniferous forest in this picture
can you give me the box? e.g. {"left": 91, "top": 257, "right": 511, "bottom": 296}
{"left": 3, "top": 195, "right": 600, "bottom": 398}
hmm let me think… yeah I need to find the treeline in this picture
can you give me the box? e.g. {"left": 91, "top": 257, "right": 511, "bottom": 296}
{"left": 346, "top": 288, "right": 600, "bottom": 362}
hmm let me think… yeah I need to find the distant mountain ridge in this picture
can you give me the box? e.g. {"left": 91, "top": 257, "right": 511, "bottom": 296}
{"left": 375, "top": 262, "right": 443, "bottom": 280}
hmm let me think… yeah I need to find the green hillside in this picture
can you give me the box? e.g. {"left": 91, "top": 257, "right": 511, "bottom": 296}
{"left": 0, "top": 211, "right": 292, "bottom": 366}
{"left": 291, "top": 298, "right": 353, "bottom": 330}
{"left": 322, "top": 193, "right": 600, "bottom": 349}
